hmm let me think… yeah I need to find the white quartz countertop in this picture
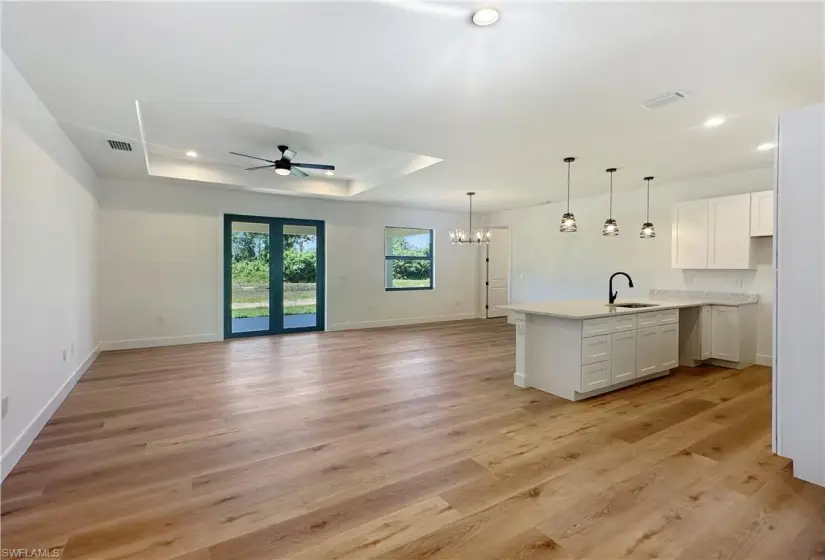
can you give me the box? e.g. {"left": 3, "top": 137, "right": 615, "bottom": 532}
{"left": 501, "top": 297, "right": 755, "bottom": 320}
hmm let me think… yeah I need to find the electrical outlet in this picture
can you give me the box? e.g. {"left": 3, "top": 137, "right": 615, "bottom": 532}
{"left": 2, "top": 397, "right": 8, "bottom": 419}
{"left": 62, "top": 349, "right": 67, "bottom": 362}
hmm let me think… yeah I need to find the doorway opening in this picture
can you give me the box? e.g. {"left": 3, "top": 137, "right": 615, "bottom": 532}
{"left": 224, "top": 214, "right": 325, "bottom": 338}
{"left": 486, "top": 227, "right": 510, "bottom": 318}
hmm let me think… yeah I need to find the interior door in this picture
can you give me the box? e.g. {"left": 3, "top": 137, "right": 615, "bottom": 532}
{"left": 225, "top": 215, "right": 325, "bottom": 338}
{"left": 486, "top": 228, "right": 509, "bottom": 318}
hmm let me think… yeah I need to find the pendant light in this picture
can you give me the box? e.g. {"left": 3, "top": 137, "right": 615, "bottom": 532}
{"left": 449, "top": 192, "right": 491, "bottom": 245}
{"left": 559, "top": 157, "right": 577, "bottom": 232}
{"left": 602, "top": 168, "right": 619, "bottom": 236}
{"left": 640, "top": 176, "right": 656, "bottom": 238}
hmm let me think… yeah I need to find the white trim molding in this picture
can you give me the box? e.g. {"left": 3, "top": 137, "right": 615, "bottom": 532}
{"left": 1, "top": 345, "right": 100, "bottom": 481}
{"left": 756, "top": 354, "right": 773, "bottom": 367}
{"left": 328, "top": 313, "right": 477, "bottom": 331}
{"left": 100, "top": 334, "right": 221, "bottom": 351}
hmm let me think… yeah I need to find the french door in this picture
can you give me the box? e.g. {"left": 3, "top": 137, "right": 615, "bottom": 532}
{"left": 224, "top": 214, "right": 325, "bottom": 338}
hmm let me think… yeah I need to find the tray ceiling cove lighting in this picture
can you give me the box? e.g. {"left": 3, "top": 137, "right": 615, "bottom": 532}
{"left": 472, "top": 7, "right": 499, "bottom": 26}
{"left": 449, "top": 192, "right": 490, "bottom": 245}
{"left": 559, "top": 157, "right": 577, "bottom": 232}
{"left": 602, "top": 167, "right": 619, "bottom": 236}
{"left": 640, "top": 176, "right": 656, "bottom": 238}
{"left": 186, "top": 150, "right": 198, "bottom": 158}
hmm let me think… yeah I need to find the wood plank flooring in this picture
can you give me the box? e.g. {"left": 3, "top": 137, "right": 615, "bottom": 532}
{"left": 2, "top": 318, "right": 823, "bottom": 559}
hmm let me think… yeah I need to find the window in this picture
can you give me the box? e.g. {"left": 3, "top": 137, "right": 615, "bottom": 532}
{"left": 384, "top": 227, "right": 433, "bottom": 290}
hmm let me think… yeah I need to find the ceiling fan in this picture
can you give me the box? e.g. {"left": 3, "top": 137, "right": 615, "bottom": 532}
{"left": 229, "top": 145, "right": 335, "bottom": 177}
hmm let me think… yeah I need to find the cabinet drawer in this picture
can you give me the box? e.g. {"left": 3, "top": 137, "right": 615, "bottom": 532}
{"left": 581, "top": 334, "right": 612, "bottom": 365}
{"left": 582, "top": 317, "right": 613, "bottom": 338}
{"left": 611, "top": 314, "right": 638, "bottom": 332}
{"left": 581, "top": 361, "right": 611, "bottom": 392}
{"left": 637, "top": 311, "right": 659, "bottom": 328}
{"left": 658, "top": 309, "right": 679, "bottom": 325}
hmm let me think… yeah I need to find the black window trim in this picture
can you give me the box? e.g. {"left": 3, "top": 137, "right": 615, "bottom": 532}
{"left": 384, "top": 227, "right": 434, "bottom": 291}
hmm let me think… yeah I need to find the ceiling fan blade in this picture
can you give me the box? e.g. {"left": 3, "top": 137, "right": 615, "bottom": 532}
{"left": 292, "top": 162, "right": 335, "bottom": 171}
{"left": 291, "top": 167, "right": 309, "bottom": 178}
{"left": 282, "top": 148, "right": 297, "bottom": 162}
{"left": 245, "top": 164, "right": 276, "bottom": 171}
{"left": 230, "top": 151, "right": 279, "bottom": 164}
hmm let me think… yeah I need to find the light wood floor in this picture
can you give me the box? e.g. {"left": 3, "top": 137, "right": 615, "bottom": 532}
{"left": 2, "top": 319, "right": 823, "bottom": 559}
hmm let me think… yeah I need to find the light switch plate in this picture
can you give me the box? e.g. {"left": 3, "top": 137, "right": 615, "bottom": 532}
{"left": 2, "top": 396, "right": 8, "bottom": 419}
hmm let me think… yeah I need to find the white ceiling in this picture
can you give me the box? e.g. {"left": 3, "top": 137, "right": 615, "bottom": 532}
{"left": 3, "top": 1, "right": 823, "bottom": 211}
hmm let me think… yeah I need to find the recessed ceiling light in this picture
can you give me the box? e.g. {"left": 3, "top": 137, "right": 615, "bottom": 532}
{"left": 472, "top": 7, "right": 499, "bottom": 26}
{"left": 185, "top": 150, "right": 198, "bottom": 158}
{"left": 325, "top": 170, "right": 334, "bottom": 176}
{"left": 703, "top": 116, "right": 726, "bottom": 128}
{"left": 757, "top": 142, "right": 776, "bottom": 151}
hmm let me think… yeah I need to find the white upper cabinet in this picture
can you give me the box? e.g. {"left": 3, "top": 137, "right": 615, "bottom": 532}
{"left": 672, "top": 193, "right": 756, "bottom": 269}
{"left": 708, "top": 194, "right": 753, "bottom": 269}
{"left": 750, "top": 191, "right": 774, "bottom": 237}
{"left": 672, "top": 199, "right": 709, "bottom": 269}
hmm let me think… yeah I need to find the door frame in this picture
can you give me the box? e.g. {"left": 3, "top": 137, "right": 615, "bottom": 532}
{"left": 484, "top": 225, "right": 511, "bottom": 318}
{"left": 223, "top": 213, "right": 326, "bottom": 339}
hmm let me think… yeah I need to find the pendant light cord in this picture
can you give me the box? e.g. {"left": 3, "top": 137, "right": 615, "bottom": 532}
{"left": 645, "top": 177, "right": 653, "bottom": 221}
{"left": 469, "top": 194, "right": 473, "bottom": 234}
{"left": 566, "top": 162, "right": 571, "bottom": 213}
{"left": 609, "top": 171, "right": 613, "bottom": 219}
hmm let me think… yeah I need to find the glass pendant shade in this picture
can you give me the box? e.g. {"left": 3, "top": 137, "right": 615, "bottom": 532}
{"left": 602, "top": 167, "right": 619, "bottom": 236}
{"left": 602, "top": 218, "right": 619, "bottom": 236}
{"left": 640, "top": 222, "right": 656, "bottom": 238}
{"left": 640, "top": 176, "right": 655, "bottom": 239}
{"left": 449, "top": 192, "right": 490, "bottom": 245}
{"left": 560, "top": 212, "right": 578, "bottom": 232}
{"left": 559, "top": 157, "right": 577, "bottom": 233}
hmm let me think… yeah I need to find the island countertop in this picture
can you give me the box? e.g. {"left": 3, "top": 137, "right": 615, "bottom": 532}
{"left": 500, "top": 297, "right": 756, "bottom": 320}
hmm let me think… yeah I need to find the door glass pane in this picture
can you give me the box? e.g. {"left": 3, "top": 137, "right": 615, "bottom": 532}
{"left": 230, "top": 221, "right": 270, "bottom": 334}
{"left": 283, "top": 224, "right": 318, "bottom": 329}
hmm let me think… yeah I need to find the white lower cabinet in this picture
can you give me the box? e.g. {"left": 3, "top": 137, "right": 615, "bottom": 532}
{"left": 581, "top": 334, "right": 612, "bottom": 365}
{"left": 578, "top": 311, "right": 680, "bottom": 394}
{"left": 636, "top": 326, "right": 660, "bottom": 377}
{"left": 710, "top": 306, "right": 740, "bottom": 361}
{"left": 659, "top": 324, "right": 680, "bottom": 370}
{"left": 611, "top": 330, "right": 637, "bottom": 384}
{"left": 581, "top": 361, "right": 611, "bottom": 392}
{"left": 700, "top": 305, "right": 712, "bottom": 360}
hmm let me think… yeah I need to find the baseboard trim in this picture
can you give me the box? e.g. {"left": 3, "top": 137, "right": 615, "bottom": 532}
{"left": 1, "top": 344, "right": 100, "bottom": 481}
{"left": 328, "top": 313, "right": 477, "bottom": 332}
{"left": 100, "top": 334, "right": 221, "bottom": 351}
{"left": 756, "top": 354, "right": 773, "bottom": 367}
{"left": 513, "top": 372, "right": 526, "bottom": 388}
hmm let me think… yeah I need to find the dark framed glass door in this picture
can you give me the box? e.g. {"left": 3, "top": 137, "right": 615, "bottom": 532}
{"left": 224, "top": 214, "right": 325, "bottom": 338}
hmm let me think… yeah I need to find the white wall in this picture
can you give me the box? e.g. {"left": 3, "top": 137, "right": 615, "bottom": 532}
{"left": 97, "top": 179, "right": 481, "bottom": 349}
{"left": 486, "top": 167, "right": 774, "bottom": 362}
{"left": 1, "top": 54, "right": 99, "bottom": 478}
{"left": 775, "top": 102, "right": 824, "bottom": 486}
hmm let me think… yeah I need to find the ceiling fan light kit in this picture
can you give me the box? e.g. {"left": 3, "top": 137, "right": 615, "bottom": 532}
{"left": 230, "top": 145, "right": 335, "bottom": 178}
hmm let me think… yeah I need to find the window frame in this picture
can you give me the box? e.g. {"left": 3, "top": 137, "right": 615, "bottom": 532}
{"left": 384, "top": 226, "right": 434, "bottom": 292}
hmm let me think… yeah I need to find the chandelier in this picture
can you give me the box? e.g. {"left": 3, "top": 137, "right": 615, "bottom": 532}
{"left": 449, "top": 192, "right": 491, "bottom": 245}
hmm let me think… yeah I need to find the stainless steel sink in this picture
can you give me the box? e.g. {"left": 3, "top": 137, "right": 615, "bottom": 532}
{"left": 608, "top": 303, "right": 660, "bottom": 309}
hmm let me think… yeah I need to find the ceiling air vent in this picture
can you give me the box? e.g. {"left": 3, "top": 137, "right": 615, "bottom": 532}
{"left": 641, "top": 91, "right": 689, "bottom": 110}
{"left": 107, "top": 140, "right": 132, "bottom": 152}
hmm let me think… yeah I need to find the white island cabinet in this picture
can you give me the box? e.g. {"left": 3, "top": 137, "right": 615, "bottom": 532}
{"left": 503, "top": 297, "right": 757, "bottom": 401}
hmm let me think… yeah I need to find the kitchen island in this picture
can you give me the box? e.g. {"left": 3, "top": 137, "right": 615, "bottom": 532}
{"left": 501, "top": 293, "right": 757, "bottom": 401}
